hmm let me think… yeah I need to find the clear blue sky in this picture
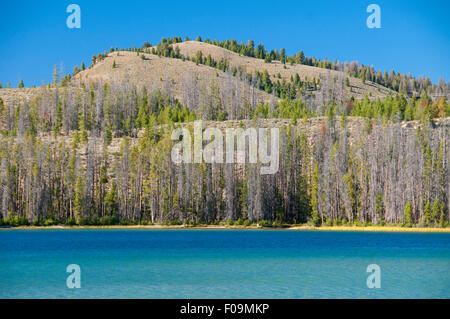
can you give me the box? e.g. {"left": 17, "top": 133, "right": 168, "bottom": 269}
{"left": 1, "top": 0, "right": 449, "bottom": 88}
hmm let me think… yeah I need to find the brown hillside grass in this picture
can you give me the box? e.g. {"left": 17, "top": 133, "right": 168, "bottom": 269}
{"left": 0, "top": 41, "right": 397, "bottom": 107}
{"left": 174, "top": 41, "right": 395, "bottom": 99}
{"left": 73, "top": 50, "right": 277, "bottom": 106}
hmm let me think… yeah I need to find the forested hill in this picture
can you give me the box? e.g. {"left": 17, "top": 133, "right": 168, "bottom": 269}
{"left": 71, "top": 40, "right": 393, "bottom": 102}
{"left": 0, "top": 37, "right": 449, "bottom": 228}
{"left": 0, "top": 87, "right": 448, "bottom": 227}
{"left": 172, "top": 36, "right": 448, "bottom": 99}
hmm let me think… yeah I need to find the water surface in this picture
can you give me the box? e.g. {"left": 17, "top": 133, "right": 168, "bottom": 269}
{"left": 0, "top": 229, "right": 449, "bottom": 298}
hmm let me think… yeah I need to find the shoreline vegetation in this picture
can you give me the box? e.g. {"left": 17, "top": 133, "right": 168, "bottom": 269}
{"left": 2, "top": 224, "right": 449, "bottom": 232}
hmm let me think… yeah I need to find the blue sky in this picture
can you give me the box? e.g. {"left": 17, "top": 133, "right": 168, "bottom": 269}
{"left": 1, "top": 0, "right": 449, "bottom": 87}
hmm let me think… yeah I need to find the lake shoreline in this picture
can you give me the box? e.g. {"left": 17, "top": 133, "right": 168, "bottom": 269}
{"left": 2, "top": 224, "right": 449, "bottom": 232}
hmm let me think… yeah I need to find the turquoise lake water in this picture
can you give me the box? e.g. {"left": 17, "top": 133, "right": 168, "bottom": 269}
{"left": 0, "top": 229, "right": 449, "bottom": 298}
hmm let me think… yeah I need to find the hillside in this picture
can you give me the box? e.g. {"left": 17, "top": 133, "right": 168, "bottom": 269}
{"left": 0, "top": 87, "right": 45, "bottom": 106}
{"left": 22, "top": 116, "right": 450, "bottom": 167}
{"left": 1, "top": 112, "right": 448, "bottom": 226}
{"left": 73, "top": 50, "right": 277, "bottom": 107}
{"left": 0, "top": 41, "right": 397, "bottom": 115}
{"left": 0, "top": 38, "right": 448, "bottom": 228}
{"left": 173, "top": 41, "right": 395, "bottom": 99}
{"left": 0, "top": 41, "right": 396, "bottom": 112}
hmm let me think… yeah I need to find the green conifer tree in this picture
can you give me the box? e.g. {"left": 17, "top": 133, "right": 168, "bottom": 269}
{"left": 311, "top": 162, "right": 321, "bottom": 226}
{"left": 403, "top": 202, "right": 412, "bottom": 227}
{"left": 74, "top": 176, "right": 84, "bottom": 224}
{"left": 423, "top": 200, "right": 431, "bottom": 226}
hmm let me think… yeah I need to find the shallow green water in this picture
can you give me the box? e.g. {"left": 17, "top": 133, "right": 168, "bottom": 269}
{"left": 0, "top": 229, "right": 449, "bottom": 298}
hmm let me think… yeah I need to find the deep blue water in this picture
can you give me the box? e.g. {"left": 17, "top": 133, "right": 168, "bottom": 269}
{"left": 0, "top": 229, "right": 449, "bottom": 298}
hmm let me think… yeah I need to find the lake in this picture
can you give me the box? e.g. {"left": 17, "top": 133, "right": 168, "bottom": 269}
{"left": 0, "top": 229, "right": 449, "bottom": 298}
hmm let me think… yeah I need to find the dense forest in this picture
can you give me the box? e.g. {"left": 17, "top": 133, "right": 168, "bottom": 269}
{"left": 0, "top": 76, "right": 448, "bottom": 227}
{"left": 0, "top": 36, "right": 449, "bottom": 227}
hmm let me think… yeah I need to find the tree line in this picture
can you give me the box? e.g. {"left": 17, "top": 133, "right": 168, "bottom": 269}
{"left": 0, "top": 79, "right": 448, "bottom": 227}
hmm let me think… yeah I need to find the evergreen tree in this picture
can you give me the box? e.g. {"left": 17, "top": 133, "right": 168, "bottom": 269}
{"left": 403, "top": 202, "right": 412, "bottom": 227}
{"left": 195, "top": 51, "right": 203, "bottom": 65}
{"left": 74, "top": 176, "right": 84, "bottom": 224}
{"left": 52, "top": 65, "right": 59, "bottom": 85}
{"left": 439, "top": 204, "right": 446, "bottom": 228}
{"left": 423, "top": 200, "right": 431, "bottom": 226}
{"left": 72, "top": 131, "right": 80, "bottom": 150}
{"left": 431, "top": 199, "right": 440, "bottom": 225}
{"left": 53, "top": 101, "right": 63, "bottom": 135}
{"left": 310, "top": 162, "right": 320, "bottom": 226}
{"left": 78, "top": 113, "right": 88, "bottom": 143}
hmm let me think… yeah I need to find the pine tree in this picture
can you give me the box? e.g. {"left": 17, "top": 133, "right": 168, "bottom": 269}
{"left": 310, "top": 162, "right": 321, "bottom": 226}
{"left": 280, "top": 48, "right": 286, "bottom": 64}
{"left": 375, "top": 193, "right": 384, "bottom": 224}
{"left": 78, "top": 113, "right": 88, "bottom": 143}
{"left": 72, "top": 131, "right": 80, "bottom": 149}
{"left": 439, "top": 204, "right": 446, "bottom": 228}
{"left": 53, "top": 101, "right": 63, "bottom": 135}
{"left": 104, "top": 125, "right": 112, "bottom": 146}
{"left": 297, "top": 50, "right": 305, "bottom": 64}
{"left": 431, "top": 199, "right": 439, "bottom": 226}
{"left": 423, "top": 200, "right": 431, "bottom": 226}
{"left": 403, "top": 202, "right": 412, "bottom": 227}
{"left": 74, "top": 176, "right": 84, "bottom": 224}
{"left": 195, "top": 51, "right": 203, "bottom": 65}
{"left": 18, "top": 80, "right": 24, "bottom": 88}
{"left": 105, "top": 180, "right": 118, "bottom": 217}
{"left": 52, "top": 65, "right": 59, "bottom": 85}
